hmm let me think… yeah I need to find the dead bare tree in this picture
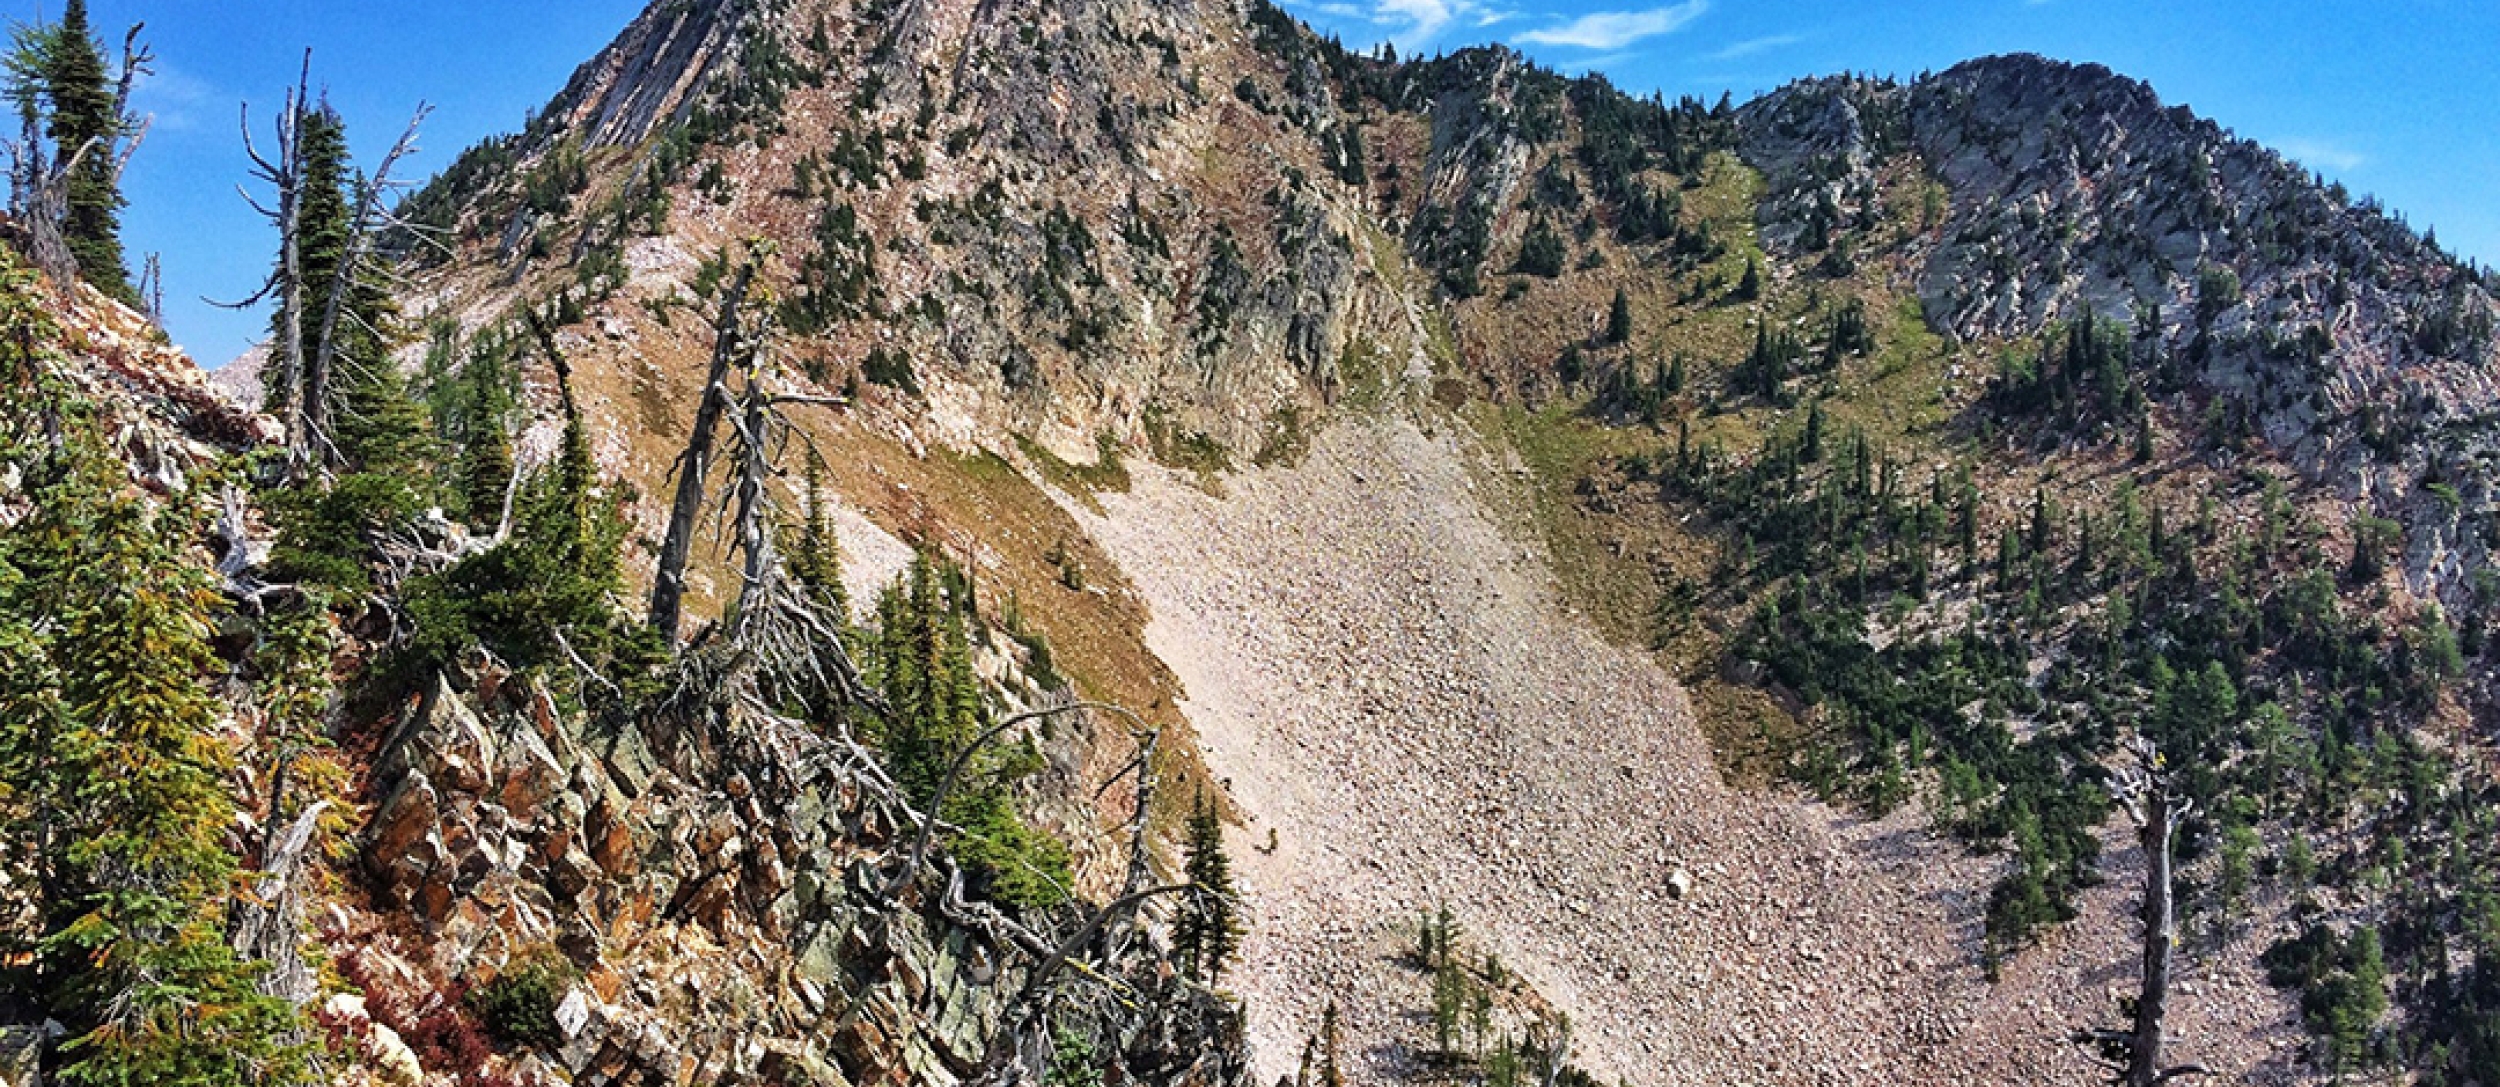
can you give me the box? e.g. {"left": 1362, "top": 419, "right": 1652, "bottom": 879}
{"left": 2076, "top": 737, "right": 2211, "bottom": 1086}
{"left": 226, "top": 56, "right": 310, "bottom": 465}
{"left": 649, "top": 254, "right": 762, "bottom": 646}
{"left": 6, "top": 102, "right": 76, "bottom": 284}
{"left": 1531, "top": 1014, "right": 1576, "bottom": 1087}
{"left": 642, "top": 301, "right": 877, "bottom": 725}
{"left": 137, "top": 251, "right": 160, "bottom": 323}
{"left": 226, "top": 801, "right": 330, "bottom": 1006}
{"left": 719, "top": 363, "right": 844, "bottom": 641}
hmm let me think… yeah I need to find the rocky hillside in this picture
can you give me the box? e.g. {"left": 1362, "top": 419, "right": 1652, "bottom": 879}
{"left": 1741, "top": 55, "right": 2499, "bottom": 605}
{"left": 0, "top": 196, "right": 1246, "bottom": 1087}
{"left": 52, "top": 1, "right": 2490, "bottom": 1085}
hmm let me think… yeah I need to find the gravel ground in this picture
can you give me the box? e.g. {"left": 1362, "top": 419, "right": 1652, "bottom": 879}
{"left": 1072, "top": 412, "right": 2321, "bottom": 1087}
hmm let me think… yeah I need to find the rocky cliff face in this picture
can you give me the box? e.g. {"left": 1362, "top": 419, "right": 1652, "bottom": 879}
{"left": 547, "top": 0, "right": 769, "bottom": 149}
{"left": 406, "top": 0, "right": 1409, "bottom": 471}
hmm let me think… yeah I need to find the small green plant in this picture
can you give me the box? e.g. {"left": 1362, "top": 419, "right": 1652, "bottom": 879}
{"left": 466, "top": 944, "right": 579, "bottom": 1048}
{"left": 862, "top": 346, "right": 919, "bottom": 394}
{"left": 1046, "top": 1028, "right": 1103, "bottom": 1087}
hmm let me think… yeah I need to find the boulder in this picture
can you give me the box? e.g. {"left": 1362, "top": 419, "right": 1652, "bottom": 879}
{"left": 1666, "top": 868, "right": 1697, "bottom": 901}
{"left": 0, "top": 1024, "right": 50, "bottom": 1087}
{"left": 368, "top": 1023, "right": 425, "bottom": 1087}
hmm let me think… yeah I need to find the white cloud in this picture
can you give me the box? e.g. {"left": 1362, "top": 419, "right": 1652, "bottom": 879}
{"left": 1516, "top": 2, "right": 1711, "bottom": 51}
{"left": 1554, "top": 50, "right": 1637, "bottom": 75}
{"left": 1380, "top": 0, "right": 1463, "bottom": 41}
{"left": 2274, "top": 137, "right": 2366, "bottom": 174}
{"left": 130, "top": 62, "right": 223, "bottom": 135}
{"left": 1301, "top": 0, "right": 1511, "bottom": 52}
{"left": 1705, "top": 33, "right": 1802, "bottom": 62}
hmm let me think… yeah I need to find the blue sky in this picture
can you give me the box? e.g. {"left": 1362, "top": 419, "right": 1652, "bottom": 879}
{"left": 28, "top": 1, "right": 2498, "bottom": 366}
{"left": 62, "top": 0, "right": 648, "bottom": 366}
{"left": 1284, "top": 0, "right": 2500, "bottom": 245}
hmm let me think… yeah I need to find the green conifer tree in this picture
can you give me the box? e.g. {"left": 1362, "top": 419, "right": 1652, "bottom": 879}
{"left": 1, "top": 442, "right": 308, "bottom": 1086}
{"left": 278, "top": 104, "right": 426, "bottom": 474}
{"left": 445, "top": 340, "right": 518, "bottom": 527}
{"left": 407, "top": 344, "right": 636, "bottom": 679}
{"left": 1512, "top": 219, "right": 1566, "bottom": 278}
{"left": 1735, "top": 257, "right": 1762, "bottom": 301}
{"left": 788, "top": 450, "right": 851, "bottom": 622}
{"left": 1319, "top": 1003, "right": 1345, "bottom": 1087}
{"left": 1174, "top": 788, "right": 1243, "bottom": 985}
{"left": 870, "top": 556, "right": 1070, "bottom": 907}
{"left": 1604, "top": 287, "right": 1633, "bottom": 345}
{"left": 25, "top": 0, "right": 136, "bottom": 303}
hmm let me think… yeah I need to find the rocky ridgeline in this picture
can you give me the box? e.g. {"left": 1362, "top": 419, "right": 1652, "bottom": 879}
{"left": 1740, "top": 54, "right": 2500, "bottom": 608}
{"left": 415, "top": 0, "right": 1391, "bottom": 463}
{"left": 331, "top": 658, "right": 1245, "bottom": 1087}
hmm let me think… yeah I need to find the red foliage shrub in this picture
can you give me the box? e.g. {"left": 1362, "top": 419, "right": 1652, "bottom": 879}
{"left": 333, "top": 944, "right": 508, "bottom": 1085}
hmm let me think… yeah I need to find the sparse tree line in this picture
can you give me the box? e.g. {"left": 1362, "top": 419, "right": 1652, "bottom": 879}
{"left": 1641, "top": 294, "right": 2496, "bottom": 1080}
{"left": 1280, "top": 905, "right": 1596, "bottom": 1087}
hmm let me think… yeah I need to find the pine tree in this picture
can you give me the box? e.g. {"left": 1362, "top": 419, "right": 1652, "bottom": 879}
{"left": 787, "top": 450, "right": 851, "bottom": 622}
{"left": 869, "top": 556, "right": 1070, "bottom": 907}
{"left": 1432, "top": 950, "right": 1467, "bottom": 1057}
{"left": 22, "top": 0, "right": 136, "bottom": 303}
{"left": 1319, "top": 1003, "right": 1346, "bottom": 1087}
{"left": 1735, "top": 257, "right": 1762, "bottom": 301}
{"left": 1512, "top": 218, "right": 1566, "bottom": 278}
{"left": 407, "top": 338, "right": 637, "bottom": 680}
{"left": 444, "top": 339, "right": 518, "bottom": 528}
{"left": 1, "top": 442, "right": 309, "bottom": 1086}
{"left": 1604, "top": 287, "right": 1633, "bottom": 345}
{"left": 274, "top": 104, "right": 424, "bottom": 474}
{"left": 1175, "top": 788, "right": 1243, "bottom": 985}
{"left": 1332, "top": 123, "right": 1366, "bottom": 187}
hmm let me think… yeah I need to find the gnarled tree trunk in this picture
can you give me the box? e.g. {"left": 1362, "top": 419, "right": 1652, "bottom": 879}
{"left": 648, "top": 259, "right": 757, "bottom": 646}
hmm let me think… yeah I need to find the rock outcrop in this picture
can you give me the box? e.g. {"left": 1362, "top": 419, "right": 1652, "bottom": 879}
{"left": 349, "top": 663, "right": 1245, "bottom": 1086}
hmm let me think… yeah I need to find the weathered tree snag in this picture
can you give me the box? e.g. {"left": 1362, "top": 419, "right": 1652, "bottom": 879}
{"left": 2077, "top": 737, "right": 2211, "bottom": 1086}
{"left": 227, "top": 801, "right": 330, "bottom": 1006}
{"left": 230, "top": 56, "right": 312, "bottom": 469}
{"left": 721, "top": 376, "right": 778, "bottom": 639}
{"left": 648, "top": 257, "right": 759, "bottom": 646}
